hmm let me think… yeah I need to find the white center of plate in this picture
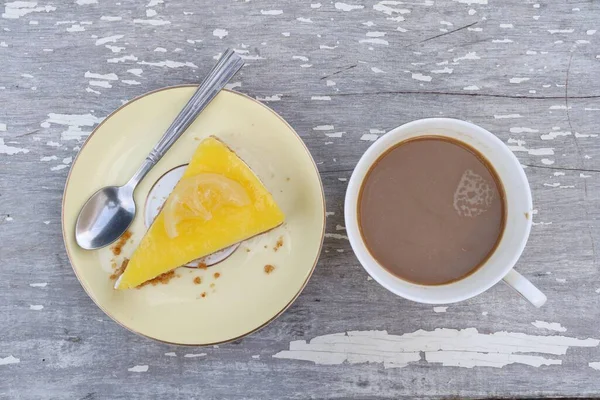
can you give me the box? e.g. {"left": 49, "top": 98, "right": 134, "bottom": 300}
{"left": 144, "top": 165, "right": 239, "bottom": 267}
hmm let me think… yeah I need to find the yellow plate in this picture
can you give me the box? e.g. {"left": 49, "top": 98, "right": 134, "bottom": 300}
{"left": 62, "top": 86, "right": 325, "bottom": 345}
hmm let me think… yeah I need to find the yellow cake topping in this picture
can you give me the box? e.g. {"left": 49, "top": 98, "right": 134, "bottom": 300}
{"left": 115, "top": 136, "right": 285, "bottom": 289}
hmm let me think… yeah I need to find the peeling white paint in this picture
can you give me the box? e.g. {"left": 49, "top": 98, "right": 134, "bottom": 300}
{"left": 85, "top": 72, "right": 118, "bottom": 81}
{"left": 0, "top": 139, "right": 29, "bottom": 155}
{"left": 373, "top": 1, "right": 412, "bottom": 18}
{"left": 463, "top": 85, "right": 479, "bottom": 91}
{"left": 273, "top": 329, "right": 599, "bottom": 369}
{"left": 127, "top": 68, "right": 143, "bottom": 77}
{"left": 165, "top": 352, "right": 176, "bottom": 357}
{"left": 41, "top": 113, "right": 103, "bottom": 141}
{"left": 510, "top": 77, "right": 530, "bottom": 83}
{"left": 548, "top": 29, "right": 574, "bottom": 34}
{"left": 261, "top": 9, "right": 283, "bottom": 15}
{"left": 138, "top": 60, "right": 197, "bottom": 68}
{"left": 184, "top": 353, "right": 207, "bottom": 358}
{"left": 360, "top": 38, "right": 389, "bottom": 45}
{"left": 325, "top": 132, "right": 344, "bottom": 138}
{"left": 541, "top": 131, "right": 571, "bottom": 140}
{"left": 361, "top": 133, "right": 379, "bottom": 141}
{"left": 256, "top": 94, "right": 281, "bottom": 102}
{"left": 95, "top": 34, "right": 123, "bottom": 46}
{"left": 0, "top": 123, "right": 6, "bottom": 132}
{"left": 494, "top": 114, "right": 522, "bottom": 119}
{"left": 431, "top": 67, "right": 453, "bottom": 74}
{"left": 30, "top": 282, "right": 47, "bottom": 287}
{"left": 335, "top": 2, "right": 364, "bottom": 11}
{"left": 252, "top": 355, "right": 260, "bottom": 359}
{"left": 2, "top": 2, "right": 56, "bottom": 19}
{"left": 107, "top": 55, "right": 138, "bottom": 63}
{"left": 128, "top": 365, "right": 148, "bottom": 372}
{"left": 122, "top": 80, "right": 140, "bottom": 85}
{"left": 510, "top": 127, "right": 538, "bottom": 133}
{"left": 412, "top": 73, "right": 432, "bottom": 82}
{"left": 453, "top": 52, "right": 480, "bottom": 62}
{"left": 590, "top": 362, "right": 600, "bottom": 370}
{"left": 492, "top": 39, "right": 513, "bottom": 43}
{"left": 371, "top": 67, "right": 384, "bottom": 73}
{"left": 452, "top": 0, "right": 487, "bottom": 4}
{"left": 532, "top": 321, "right": 567, "bottom": 332}
{"left": 296, "top": 17, "right": 313, "bottom": 23}
{"left": 213, "top": 28, "right": 228, "bottom": 39}
{"left": 0, "top": 356, "right": 20, "bottom": 366}
{"left": 313, "top": 125, "right": 334, "bottom": 131}
{"left": 66, "top": 24, "right": 85, "bottom": 32}
{"left": 105, "top": 45, "right": 124, "bottom": 53}
{"left": 51, "top": 165, "right": 69, "bottom": 171}
{"left": 433, "top": 307, "right": 448, "bottom": 313}
{"left": 311, "top": 96, "right": 331, "bottom": 101}
{"left": 100, "top": 16, "right": 122, "bottom": 21}
{"left": 29, "top": 305, "right": 43, "bottom": 310}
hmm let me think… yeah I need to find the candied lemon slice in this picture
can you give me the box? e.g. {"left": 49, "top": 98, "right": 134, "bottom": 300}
{"left": 115, "top": 136, "right": 285, "bottom": 290}
{"left": 164, "top": 173, "right": 251, "bottom": 238}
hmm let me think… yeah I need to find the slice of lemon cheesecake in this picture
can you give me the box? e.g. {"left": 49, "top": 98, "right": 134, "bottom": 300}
{"left": 115, "top": 136, "right": 285, "bottom": 289}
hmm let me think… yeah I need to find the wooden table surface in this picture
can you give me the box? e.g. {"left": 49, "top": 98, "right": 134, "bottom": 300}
{"left": 1, "top": 0, "right": 600, "bottom": 398}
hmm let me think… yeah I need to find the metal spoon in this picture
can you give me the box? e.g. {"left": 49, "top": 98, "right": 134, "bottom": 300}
{"left": 75, "top": 49, "right": 245, "bottom": 250}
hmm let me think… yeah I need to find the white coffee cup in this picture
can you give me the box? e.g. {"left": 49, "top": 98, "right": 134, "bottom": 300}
{"left": 345, "top": 118, "right": 547, "bottom": 307}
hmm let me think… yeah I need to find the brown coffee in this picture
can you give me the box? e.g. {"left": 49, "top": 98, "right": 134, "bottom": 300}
{"left": 358, "top": 137, "right": 505, "bottom": 285}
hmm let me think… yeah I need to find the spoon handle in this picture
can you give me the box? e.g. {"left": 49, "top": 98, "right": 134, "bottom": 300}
{"left": 127, "top": 49, "right": 244, "bottom": 188}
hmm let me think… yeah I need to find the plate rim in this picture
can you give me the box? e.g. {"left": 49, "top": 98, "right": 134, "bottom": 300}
{"left": 61, "top": 85, "right": 326, "bottom": 346}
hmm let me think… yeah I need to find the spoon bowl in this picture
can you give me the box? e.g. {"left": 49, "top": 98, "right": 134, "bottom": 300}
{"left": 75, "top": 185, "right": 136, "bottom": 250}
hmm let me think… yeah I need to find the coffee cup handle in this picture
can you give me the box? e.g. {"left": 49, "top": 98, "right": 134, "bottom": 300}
{"left": 502, "top": 269, "right": 547, "bottom": 308}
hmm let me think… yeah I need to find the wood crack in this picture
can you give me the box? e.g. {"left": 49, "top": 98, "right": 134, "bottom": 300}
{"left": 417, "top": 22, "right": 479, "bottom": 44}
{"left": 313, "top": 90, "right": 600, "bottom": 100}
{"left": 522, "top": 164, "right": 600, "bottom": 174}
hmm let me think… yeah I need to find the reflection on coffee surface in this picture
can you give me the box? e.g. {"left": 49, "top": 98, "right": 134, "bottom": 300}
{"left": 358, "top": 137, "right": 505, "bottom": 285}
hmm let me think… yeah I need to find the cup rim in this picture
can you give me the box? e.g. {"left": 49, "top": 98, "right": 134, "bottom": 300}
{"left": 345, "top": 118, "right": 533, "bottom": 304}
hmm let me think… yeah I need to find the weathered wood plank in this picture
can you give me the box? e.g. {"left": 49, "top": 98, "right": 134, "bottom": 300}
{"left": 1, "top": 0, "right": 599, "bottom": 398}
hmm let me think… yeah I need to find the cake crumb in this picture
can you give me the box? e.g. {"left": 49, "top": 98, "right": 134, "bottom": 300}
{"left": 273, "top": 236, "right": 284, "bottom": 252}
{"left": 111, "top": 230, "right": 132, "bottom": 256}
{"left": 210, "top": 283, "right": 215, "bottom": 288}
{"left": 245, "top": 248, "right": 251, "bottom": 253}
{"left": 193, "top": 277, "right": 202, "bottom": 285}
{"left": 109, "top": 259, "right": 129, "bottom": 280}
{"left": 137, "top": 270, "right": 177, "bottom": 288}
{"left": 214, "top": 272, "right": 220, "bottom": 279}
{"left": 197, "top": 262, "right": 207, "bottom": 270}
{"left": 264, "top": 264, "right": 275, "bottom": 274}
{"left": 201, "top": 292, "right": 207, "bottom": 298}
